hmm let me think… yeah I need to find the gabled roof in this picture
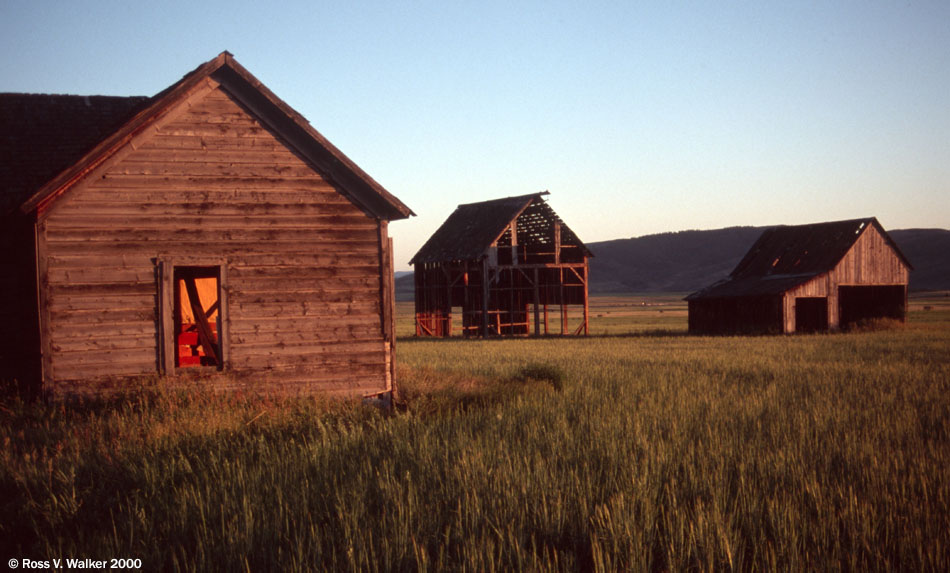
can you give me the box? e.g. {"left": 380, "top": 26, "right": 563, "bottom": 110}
{"left": 410, "top": 192, "right": 590, "bottom": 265}
{"left": 686, "top": 217, "right": 912, "bottom": 300}
{"left": 2, "top": 52, "right": 413, "bottom": 220}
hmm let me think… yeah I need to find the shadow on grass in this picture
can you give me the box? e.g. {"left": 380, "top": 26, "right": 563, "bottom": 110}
{"left": 396, "top": 363, "right": 564, "bottom": 417}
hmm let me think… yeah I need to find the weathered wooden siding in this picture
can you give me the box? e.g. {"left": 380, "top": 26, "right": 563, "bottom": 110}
{"left": 687, "top": 295, "right": 783, "bottom": 335}
{"left": 39, "top": 85, "right": 390, "bottom": 395}
{"left": 783, "top": 225, "right": 910, "bottom": 333}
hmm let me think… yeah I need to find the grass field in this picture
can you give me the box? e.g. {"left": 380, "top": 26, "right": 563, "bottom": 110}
{"left": 2, "top": 293, "right": 949, "bottom": 571}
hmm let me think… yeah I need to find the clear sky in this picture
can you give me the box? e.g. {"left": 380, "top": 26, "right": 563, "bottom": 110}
{"left": 3, "top": 0, "right": 948, "bottom": 270}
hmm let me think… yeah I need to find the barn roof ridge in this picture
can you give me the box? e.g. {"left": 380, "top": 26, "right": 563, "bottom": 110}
{"left": 686, "top": 216, "right": 912, "bottom": 300}
{"left": 456, "top": 190, "right": 550, "bottom": 208}
{"left": 5, "top": 51, "right": 413, "bottom": 220}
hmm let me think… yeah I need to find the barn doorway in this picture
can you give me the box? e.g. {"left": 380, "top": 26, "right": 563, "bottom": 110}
{"left": 795, "top": 297, "right": 828, "bottom": 333}
{"left": 838, "top": 285, "right": 906, "bottom": 329}
{"left": 173, "top": 266, "right": 221, "bottom": 368}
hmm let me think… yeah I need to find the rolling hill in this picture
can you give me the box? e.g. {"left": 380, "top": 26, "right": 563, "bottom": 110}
{"left": 395, "top": 226, "right": 950, "bottom": 299}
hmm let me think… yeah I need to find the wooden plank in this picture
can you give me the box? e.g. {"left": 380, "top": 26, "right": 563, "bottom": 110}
{"left": 49, "top": 307, "right": 156, "bottom": 324}
{"left": 45, "top": 228, "right": 381, "bottom": 244}
{"left": 53, "top": 202, "right": 364, "bottom": 219}
{"left": 51, "top": 334, "right": 157, "bottom": 353}
{"left": 82, "top": 176, "right": 345, "bottom": 193}
{"left": 45, "top": 215, "right": 377, "bottom": 232}
{"left": 105, "top": 162, "right": 320, "bottom": 178}
{"left": 234, "top": 338, "right": 384, "bottom": 354}
{"left": 155, "top": 124, "right": 270, "bottom": 138}
{"left": 44, "top": 240, "right": 381, "bottom": 257}
{"left": 230, "top": 351, "right": 386, "bottom": 370}
{"left": 235, "top": 276, "right": 379, "bottom": 292}
{"left": 123, "top": 148, "right": 302, "bottom": 164}
{"left": 48, "top": 293, "right": 153, "bottom": 312}
{"left": 230, "top": 288, "right": 379, "bottom": 304}
{"left": 138, "top": 134, "right": 287, "bottom": 151}
{"left": 47, "top": 266, "right": 155, "bottom": 285}
{"left": 51, "top": 360, "right": 156, "bottom": 381}
{"left": 230, "top": 327, "right": 381, "bottom": 345}
{"left": 52, "top": 321, "right": 157, "bottom": 339}
{"left": 47, "top": 253, "right": 154, "bottom": 269}
{"left": 52, "top": 347, "right": 157, "bottom": 368}
{"left": 229, "top": 264, "right": 380, "bottom": 279}
{"left": 230, "top": 314, "right": 379, "bottom": 332}
{"left": 49, "top": 282, "right": 156, "bottom": 295}
{"left": 230, "top": 300, "right": 378, "bottom": 317}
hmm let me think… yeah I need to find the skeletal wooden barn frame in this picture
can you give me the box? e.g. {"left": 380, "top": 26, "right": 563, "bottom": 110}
{"left": 410, "top": 192, "right": 592, "bottom": 337}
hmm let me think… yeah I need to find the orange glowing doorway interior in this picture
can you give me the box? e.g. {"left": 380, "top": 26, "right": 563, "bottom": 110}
{"left": 173, "top": 266, "right": 221, "bottom": 368}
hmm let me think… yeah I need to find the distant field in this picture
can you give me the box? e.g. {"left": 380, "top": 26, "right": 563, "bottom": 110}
{"left": 2, "top": 294, "right": 948, "bottom": 571}
{"left": 398, "top": 290, "right": 950, "bottom": 335}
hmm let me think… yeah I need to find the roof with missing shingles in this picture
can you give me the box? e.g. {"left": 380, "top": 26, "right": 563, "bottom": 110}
{"left": 410, "top": 192, "right": 590, "bottom": 265}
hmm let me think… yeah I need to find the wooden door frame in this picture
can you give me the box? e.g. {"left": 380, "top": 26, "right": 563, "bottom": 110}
{"left": 157, "top": 257, "right": 229, "bottom": 375}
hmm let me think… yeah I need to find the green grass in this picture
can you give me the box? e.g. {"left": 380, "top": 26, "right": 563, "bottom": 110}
{"left": 2, "top": 295, "right": 949, "bottom": 571}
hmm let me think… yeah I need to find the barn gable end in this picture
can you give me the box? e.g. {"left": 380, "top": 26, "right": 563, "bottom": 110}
{"left": 1, "top": 53, "right": 412, "bottom": 397}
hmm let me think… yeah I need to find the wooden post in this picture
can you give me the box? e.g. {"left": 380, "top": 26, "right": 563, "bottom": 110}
{"left": 379, "top": 221, "right": 394, "bottom": 344}
{"left": 582, "top": 259, "right": 589, "bottom": 335}
{"left": 443, "top": 265, "right": 453, "bottom": 336}
{"left": 463, "top": 260, "right": 470, "bottom": 336}
{"left": 559, "top": 267, "right": 567, "bottom": 335}
{"left": 481, "top": 257, "right": 489, "bottom": 337}
{"left": 533, "top": 267, "right": 540, "bottom": 336}
{"left": 387, "top": 237, "right": 396, "bottom": 393}
{"left": 508, "top": 268, "right": 515, "bottom": 335}
{"left": 34, "top": 219, "right": 52, "bottom": 387}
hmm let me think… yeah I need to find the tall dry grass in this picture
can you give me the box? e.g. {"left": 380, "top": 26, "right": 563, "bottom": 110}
{"left": 1, "top": 301, "right": 948, "bottom": 571}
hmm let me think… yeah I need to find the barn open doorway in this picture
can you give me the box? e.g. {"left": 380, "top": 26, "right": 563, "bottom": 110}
{"left": 795, "top": 297, "right": 828, "bottom": 333}
{"left": 173, "top": 266, "right": 221, "bottom": 368}
{"left": 838, "top": 285, "right": 906, "bottom": 329}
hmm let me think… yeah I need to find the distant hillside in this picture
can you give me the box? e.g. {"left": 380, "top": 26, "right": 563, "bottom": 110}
{"left": 889, "top": 228, "right": 950, "bottom": 291}
{"left": 395, "top": 227, "right": 950, "bottom": 299}
{"left": 587, "top": 227, "right": 765, "bottom": 293}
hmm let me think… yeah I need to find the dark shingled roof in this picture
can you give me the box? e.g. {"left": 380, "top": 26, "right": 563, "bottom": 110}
{"left": 0, "top": 93, "right": 151, "bottom": 212}
{"left": 686, "top": 217, "right": 912, "bottom": 300}
{"left": 410, "top": 192, "right": 590, "bottom": 265}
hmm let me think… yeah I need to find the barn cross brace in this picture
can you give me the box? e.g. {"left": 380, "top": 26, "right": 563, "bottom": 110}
{"left": 181, "top": 276, "right": 220, "bottom": 365}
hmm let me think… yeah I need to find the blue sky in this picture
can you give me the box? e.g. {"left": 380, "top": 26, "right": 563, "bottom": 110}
{"left": 3, "top": 0, "right": 948, "bottom": 269}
